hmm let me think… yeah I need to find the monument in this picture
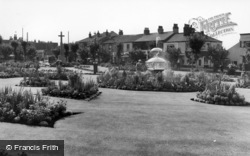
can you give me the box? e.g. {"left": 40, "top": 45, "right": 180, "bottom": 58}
{"left": 58, "top": 31, "right": 66, "bottom": 62}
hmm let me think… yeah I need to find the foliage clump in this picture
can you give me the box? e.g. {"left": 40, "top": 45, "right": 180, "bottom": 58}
{"left": 0, "top": 87, "right": 70, "bottom": 127}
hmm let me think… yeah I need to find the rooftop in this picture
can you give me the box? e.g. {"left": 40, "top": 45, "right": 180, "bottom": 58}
{"left": 167, "top": 33, "right": 222, "bottom": 43}
{"left": 104, "top": 34, "right": 143, "bottom": 44}
{"left": 135, "top": 31, "right": 174, "bottom": 42}
{"left": 77, "top": 31, "right": 117, "bottom": 43}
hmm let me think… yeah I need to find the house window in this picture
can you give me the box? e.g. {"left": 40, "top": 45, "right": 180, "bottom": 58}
{"left": 109, "top": 45, "right": 112, "bottom": 51}
{"left": 199, "top": 59, "right": 202, "bottom": 66}
{"left": 245, "top": 42, "right": 250, "bottom": 48}
{"left": 127, "top": 44, "right": 130, "bottom": 51}
{"left": 207, "top": 43, "right": 210, "bottom": 48}
{"left": 167, "top": 44, "right": 175, "bottom": 49}
{"left": 204, "top": 57, "right": 208, "bottom": 65}
{"left": 234, "top": 61, "right": 237, "bottom": 65}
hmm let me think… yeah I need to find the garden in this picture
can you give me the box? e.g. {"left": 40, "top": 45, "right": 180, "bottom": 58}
{"left": 0, "top": 87, "right": 72, "bottom": 127}
{"left": 42, "top": 73, "right": 101, "bottom": 100}
{"left": 97, "top": 69, "right": 218, "bottom": 92}
{"left": 0, "top": 61, "right": 103, "bottom": 127}
{"left": 192, "top": 80, "right": 250, "bottom": 106}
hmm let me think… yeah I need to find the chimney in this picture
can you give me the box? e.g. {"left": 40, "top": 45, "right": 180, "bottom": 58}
{"left": 200, "top": 31, "right": 204, "bottom": 36}
{"left": 173, "top": 24, "right": 179, "bottom": 33}
{"left": 97, "top": 31, "right": 100, "bottom": 37}
{"left": 158, "top": 26, "right": 164, "bottom": 34}
{"left": 183, "top": 24, "right": 189, "bottom": 36}
{"left": 89, "top": 32, "right": 92, "bottom": 38}
{"left": 106, "top": 30, "right": 109, "bottom": 36}
{"left": 14, "top": 34, "right": 17, "bottom": 40}
{"left": 119, "top": 29, "right": 123, "bottom": 35}
{"left": 144, "top": 28, "right": 150, "bottom": 35}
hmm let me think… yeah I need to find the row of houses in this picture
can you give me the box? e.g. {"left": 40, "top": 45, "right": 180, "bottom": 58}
{"left": 77, "top": 24, "right": 222, "bottom": 67}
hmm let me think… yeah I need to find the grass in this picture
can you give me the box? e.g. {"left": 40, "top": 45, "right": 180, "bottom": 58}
{"left": 0, "top": 77, "right": 250, "bottom": 155}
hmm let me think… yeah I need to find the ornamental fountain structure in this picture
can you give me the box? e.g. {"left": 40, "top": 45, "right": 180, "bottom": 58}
{"left": 146, "top": 47, "right": 169, "bottom": 73}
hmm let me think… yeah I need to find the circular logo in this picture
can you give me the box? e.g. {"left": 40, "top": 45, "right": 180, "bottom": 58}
{"left": 6, "top": 145, "right": 12, "bottom": 150}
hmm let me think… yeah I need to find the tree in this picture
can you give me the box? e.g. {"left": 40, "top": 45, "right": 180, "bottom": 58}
{"left": 16, "top": 45, "right": 24, "bottom": 61}
{"left": 185, "top": 32, "right": 205, "bottom": 69}
{"left": 0, "top": 44, "right": 12, "bottom": 60}
{"left": 89, "top": 43, "right": 99, "bottom": 61}
{"left": 99, "top": 48, "right": 111, "bottom": 63}
{"left": 207, "top": 45, "right": 229, "bottom": 72}
{"left": 52, "top": 48, "right": 60, "bottom": 59}
{"left": 27, "top": 46, "right": 37, "bottom": 61}
{"left": 116, "top": 43, "right": 122, "bottom": 64}
{"left": 21, "top": 41, "right": 28, "bottom": 61}
{"left": 0, "top": 35, "right": 2, "bottom": 45}
{"left": 166, "top": 47, "right": 182, "bottom": 68}
{"left": 11, "top": 40, "right": 19, "bottom": 62}
{"left": 129, "top": 50, "right": 146, "bottom": 63}
{"left": 78, "top": 48, "right": 89, "bottom": 64}
{"left": 70, "top": 43, "right": 79, "bottom": 62}
{"left": 64, "top": 44, "right": 69, "bottom": 62}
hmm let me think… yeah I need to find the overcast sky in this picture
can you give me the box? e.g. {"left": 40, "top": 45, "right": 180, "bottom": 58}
{"left": 0, "top": 0, "right": 249, "bottom": 49}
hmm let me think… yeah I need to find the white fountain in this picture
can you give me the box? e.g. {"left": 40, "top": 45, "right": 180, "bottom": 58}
{"left": 146, "top": 38, "right": 169, "bottom": 73}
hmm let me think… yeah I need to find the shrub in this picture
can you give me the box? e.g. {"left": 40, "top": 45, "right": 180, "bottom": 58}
{"left": 192, "top": 80, "right": 250, "bottom": 106}
{"left": 0, "top": 87, "right": 71, "bottom": 127}
{"left": 42, "top": 73, "right": 100, "bottom": 100}
{"left": 19, "top": 72, "right": 54, "bottom": 87}
{"left": 98, "top": 69, "right": 205, "bottom": 92}
{"left": 227, "top": 63, "right": 237, "bottom": 75}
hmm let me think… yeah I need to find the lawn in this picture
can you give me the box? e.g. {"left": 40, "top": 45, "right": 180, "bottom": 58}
{"left": 0, "top": 77, "right": 250, "bottom": 156}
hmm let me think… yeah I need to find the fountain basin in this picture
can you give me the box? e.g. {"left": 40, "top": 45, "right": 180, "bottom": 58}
{"left": 146, "top": 56, "right": 167, "bottom": 72}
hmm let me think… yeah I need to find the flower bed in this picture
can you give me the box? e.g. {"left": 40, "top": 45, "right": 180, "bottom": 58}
{"left": 236, "top": 73, "right": 250, "bottom": 88}
{"left": 47, "top": 72, "right": 69, "bottom": 80}
{"left": 19, "top": 72, "right": 54, "bottom": 87}
{"left": 46, "top": 65, "right": 71, "bottom": 80}
{"left": 97, "top": 69, "right": 209, "bottom": 92}
{"left": 191, "top": 81, "right": 250, "bottom": 106}
{"left": 42, "top": 73, "right": 101, "bottom": 100}
{"left": 221, "top": 75, "right": 235, "bottom": 82}
{"left": 0, "top": 87, "right": 73, "bottom": 127}
{"left": 0, "top": 71, "right": 21, "bottom": 78}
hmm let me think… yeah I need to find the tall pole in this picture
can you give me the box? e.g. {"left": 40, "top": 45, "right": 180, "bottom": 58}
{"left": 68, "top": 31, "right": 69, "bottom": 45}
{"left": 26, "top": 32, "right": 28, "bottom": 42}
{"left": 22, "top": 28, "right": 23, "bottom": 41}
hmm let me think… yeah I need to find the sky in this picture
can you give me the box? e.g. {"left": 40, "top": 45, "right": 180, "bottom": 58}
{"left": 0, "top": 0, "right": 249, "bottom": 49}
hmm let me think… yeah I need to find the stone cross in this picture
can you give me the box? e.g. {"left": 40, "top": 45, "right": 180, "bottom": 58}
{"left": 58, "top": 31, "right": 65, "bottom": 56}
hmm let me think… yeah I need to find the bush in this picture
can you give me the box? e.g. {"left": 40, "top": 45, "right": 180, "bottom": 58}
{"left": 46, "top": 66, "right": 70, "bottom": 80}
{"left": 97, "top": 69, "right": 206, "bottom": 92}
{"left": 42, "top": 73, "right": 100, "bottom": 100}
{"left": 227, "top": 63, "right": 237, "bottom": 75}
{"left": 0, "top": 87, "right": 71, "bottom": 127}
{"left": 236, "top": 72, "right": 250, "bottom": 88}
{"left": 192, "top": 80, "right": 250, "bottom": 106}
{"left": 19, "top": 72, "right": 54, "bottom": 87}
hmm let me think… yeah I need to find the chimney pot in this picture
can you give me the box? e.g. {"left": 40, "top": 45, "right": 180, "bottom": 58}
{"left": 184, "top": 24, "right": 190, "bottom": 36}
{"left": 119, "top": 30, "right": 123, "bottom": 35}
{"left": 173, "top": 24, "right": 179, "bottom": 33}
{"left": 158, "top": 26, "right": 164, "bottom": 34}
{"left": 105, "top": 30, "right": 109, "bottom": 36}
{"left": 144, "top": 27, "right": 150, "bottom": 35}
